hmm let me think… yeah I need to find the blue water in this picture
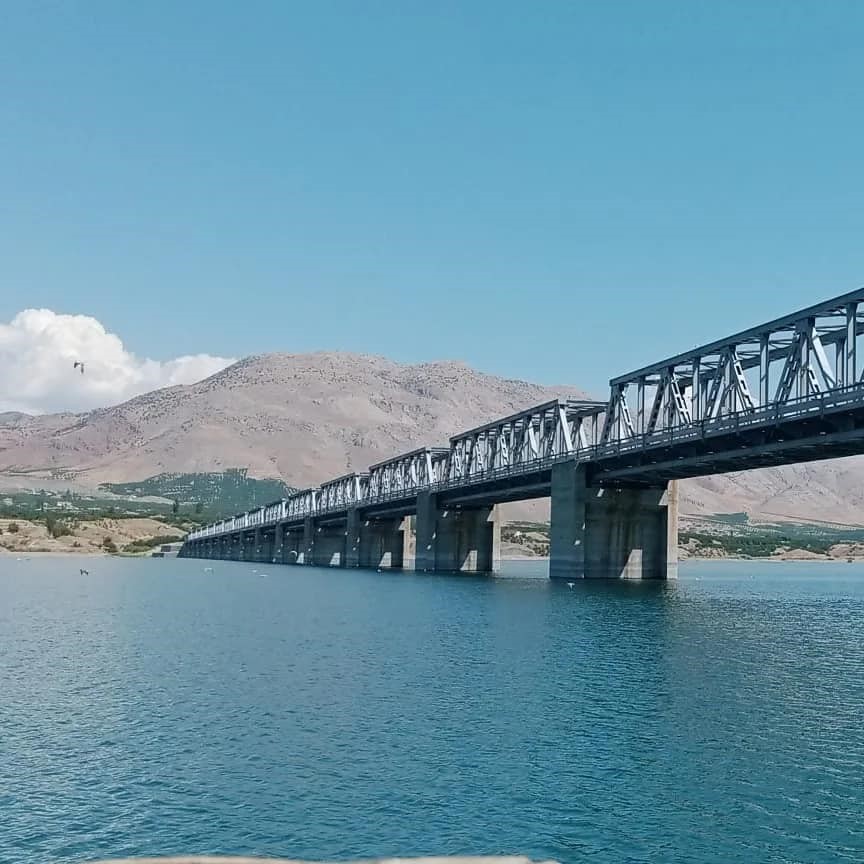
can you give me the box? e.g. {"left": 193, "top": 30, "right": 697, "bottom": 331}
{"left": 1, "top": 557, "right": 863, "bottom": 864}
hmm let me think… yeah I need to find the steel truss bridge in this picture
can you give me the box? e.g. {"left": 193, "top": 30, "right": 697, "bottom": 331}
{"left": 188, "top": 288, "right": 864, "bottom": 543}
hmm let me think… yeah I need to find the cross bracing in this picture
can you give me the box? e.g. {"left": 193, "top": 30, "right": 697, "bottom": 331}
{"left": 188, "top": 288, "right": 864, "bottom": 542}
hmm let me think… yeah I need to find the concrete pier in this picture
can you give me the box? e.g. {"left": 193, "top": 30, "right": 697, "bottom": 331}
{"left": 549, "top": 462, "right": 678, "bottom": 580}
{"left": 358, "top": 515, "right": 409, "bottom": 569}
{"left": 415, "top": 491, "right": 500, "bottom": 574}
{"left": 345, "top": 508, "right": 362, "bottom": 568}
{"left": 288, "top": 511, "right": 412, "bottom": 570}
{"left": 272, "top": 524, "right": 283, "bottom": 563}
{"left": 182, "top": 459, "right": 674, "bottom": 580}
{"left": 311, "top": 522, "right": 346, "bottom": 567}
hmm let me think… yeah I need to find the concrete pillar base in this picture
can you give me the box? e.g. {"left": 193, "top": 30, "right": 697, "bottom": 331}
{"left": 415, "top": 491, "right": 500, "bottom": 574}
{"left": 272, "top": 524, "right": 283, "bottom": 564}
{"left": 310, "top": 520, "right": 345, "bottom": 567}
{"left": 345, "top": 509, "right": 361, "bottom": 568}
{"left": 550, "top": 462, "right": 677, "bottom": 580}
{"left": 358, "top": 516, "right": 409, "bottom": 569}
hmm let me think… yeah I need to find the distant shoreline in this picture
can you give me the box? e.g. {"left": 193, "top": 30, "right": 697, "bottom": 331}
{"left": 5, "top": 550, "right": 863, "bottom": 567}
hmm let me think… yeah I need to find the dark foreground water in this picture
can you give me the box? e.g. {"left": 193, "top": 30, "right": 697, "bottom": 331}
{"left": 1, "top": 557, "right": 863, "bottom": 864}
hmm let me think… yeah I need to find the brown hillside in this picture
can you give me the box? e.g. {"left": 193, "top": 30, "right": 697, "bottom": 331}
{"left": 2, "top": 351, "right": 864, "bottom": 524}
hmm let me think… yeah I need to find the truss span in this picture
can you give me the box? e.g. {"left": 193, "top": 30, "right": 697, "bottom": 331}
{"left": 188, "top": 288, "right": 864, "bottom": 543}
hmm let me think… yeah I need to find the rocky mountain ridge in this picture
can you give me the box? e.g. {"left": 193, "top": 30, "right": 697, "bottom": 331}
{"left": 2, "top": 351, "right": 864, "bottom": 523}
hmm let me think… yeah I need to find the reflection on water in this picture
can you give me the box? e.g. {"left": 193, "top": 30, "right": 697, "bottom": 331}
{"left": 1, "top": 556, "right": 862, "bottom": 863}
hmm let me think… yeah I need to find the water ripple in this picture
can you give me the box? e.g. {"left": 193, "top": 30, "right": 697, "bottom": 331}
{"left": 0, "top": 557, "right": 863, "bottom": 863}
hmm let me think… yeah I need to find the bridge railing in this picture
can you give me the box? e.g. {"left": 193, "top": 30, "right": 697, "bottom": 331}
{"left": 593, "top": 380, "right": 864, "bottom": 462}
{"left": 604, "top": 288, "right": 864, "bottom": 445}
{"left": 184, "top": 382, "right": 864, "bottom": 541}
{"left": 186, "top": 383, "right": 864, "bottom": 540}
{"left": 184, "top": 289, "right": 864, "bottom": 544}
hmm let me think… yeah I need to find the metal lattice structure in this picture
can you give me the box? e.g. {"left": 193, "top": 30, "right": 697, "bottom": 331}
{"left": 318, "top": 473, "right": 367, "bottom": 514}
{"left": 187, "top": 288, "right": 864, "bottom": 543}
{"left": 286, "top": 488, "right": 317, "bottom": 521}
{"left": 445, "top": 400, "right": 606, "bottom": 485}
{"left": 600, "top": 288, "right": 864, "bottom": 448}
{"left": 367, "top": 448, "right": 450, "bottom": 502}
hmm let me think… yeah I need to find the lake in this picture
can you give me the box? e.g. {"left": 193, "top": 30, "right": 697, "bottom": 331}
{"left": 1, "top": 556, "right": 862, "bottom": 863}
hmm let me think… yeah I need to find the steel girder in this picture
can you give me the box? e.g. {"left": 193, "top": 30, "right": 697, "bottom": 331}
{"left": 606, "top": 288, "right": 864, "bottom": 439}
{"left": 446, "top": 400, "right": 606, "bottom": 484}
{"left": 248, "top": 507, "right": 264, "bottom": 527}
{"left": 286, "top": 488, "right": 317, "bottom": 520}
{"left": 318, "top": 473, "right": 368, "bottom": 513}
{"left": 186, "top": 288, "right": 864, "bottom": 544}
{"left": 367, "top": 447, "right": 450, "bottom": 501}
{"left": 263, "top": 501, "right": 286, "bottom": 524}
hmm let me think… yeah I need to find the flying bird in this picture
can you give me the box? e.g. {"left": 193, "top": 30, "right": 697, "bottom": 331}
{"left": 73, "top": 361, "right": 85, "bottom": 375}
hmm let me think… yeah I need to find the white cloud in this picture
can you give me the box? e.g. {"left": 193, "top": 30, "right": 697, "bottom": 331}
{"left": 0, "top": 309, "right": 235, "bottom": 414}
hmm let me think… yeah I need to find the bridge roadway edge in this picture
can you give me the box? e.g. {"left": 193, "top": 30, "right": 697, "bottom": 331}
{"left": 182, "top": 468, "right": 676, "bottom": 580}
{"left": 182, "top": 288, "right": 864, "bottom": 578}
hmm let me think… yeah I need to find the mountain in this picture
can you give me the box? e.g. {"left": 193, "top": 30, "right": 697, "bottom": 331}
{"left": 0, "top": 352, "right": 585, "bottom": 487}
{"left": 2, "top": 351, "right": 864, "bottom": 524}
{"left": 0, "top": 411, "right": 30, "bottom": 426}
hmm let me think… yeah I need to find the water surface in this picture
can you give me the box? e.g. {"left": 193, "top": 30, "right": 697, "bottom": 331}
{"left": 1, "top": 556, "right": 862, "bottom": 863}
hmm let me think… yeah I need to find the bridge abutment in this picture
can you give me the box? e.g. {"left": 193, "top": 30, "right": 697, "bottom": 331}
{"left": 550, "top": 462, "right": 677, "bottom": 579}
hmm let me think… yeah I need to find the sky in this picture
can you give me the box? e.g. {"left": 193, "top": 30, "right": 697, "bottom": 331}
{"left": 2, "top": 1, "right": 864, "bottom": 413}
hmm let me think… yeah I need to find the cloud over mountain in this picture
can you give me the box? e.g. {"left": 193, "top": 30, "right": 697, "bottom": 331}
{"left": 0, "top": 308, "right": 234, "bottom": 413}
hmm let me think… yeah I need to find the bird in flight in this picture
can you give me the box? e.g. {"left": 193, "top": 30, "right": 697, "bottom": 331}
{"left": 73, "top": 361, "right": 85, "bottom": 375}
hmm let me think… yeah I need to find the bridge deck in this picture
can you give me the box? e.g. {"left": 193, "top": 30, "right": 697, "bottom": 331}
{"left": 188, "top": 288, "right": 864, "bottom": 543}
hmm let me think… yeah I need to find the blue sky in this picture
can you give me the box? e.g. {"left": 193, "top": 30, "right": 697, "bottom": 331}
{"left": 2, "top": 0, "right": 863, "bottom": 396}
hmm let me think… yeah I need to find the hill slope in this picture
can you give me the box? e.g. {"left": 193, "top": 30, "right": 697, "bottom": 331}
{"left": 0, "top": 352, "right": 586, "bottom": 487}
{"left": 1, "top": 351, "right": 864, "bottom": 523}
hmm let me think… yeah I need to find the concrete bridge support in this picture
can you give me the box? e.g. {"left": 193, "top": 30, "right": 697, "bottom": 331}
{"left": 550, "top": 462, "right": 678, "bottom": 580}
{"left": 291, "top": 511, "right": 413, "bottom": 569}
{"left": 258, "top": 528, "right": 276, "bottom": 563}
{"left": 301, "top": 518, "right": 315, "bottom": 564}
{"left": 281, "top": 525, "right": 307, "bottom": 564}
{"left": 252, "top": 528, "right": 264, "bottom": 562}
{"left": 415, "top": 491, "right": 500, "bottom": 574}
{"left": 272, "top": 524, "right": 284, "bottom": 563}
{"left": 357, "top": 515, "right": 410, "bottom": 569}
{"left": 311, "top": 522, "right": 346, "bottom": 567}
{"left": 345, "top": 509, "right": 361, "bottom": 568}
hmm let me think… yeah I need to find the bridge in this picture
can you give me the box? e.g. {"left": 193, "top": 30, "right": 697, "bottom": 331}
{"left": 181, "top": 288, "right": 864, "bottom": 578}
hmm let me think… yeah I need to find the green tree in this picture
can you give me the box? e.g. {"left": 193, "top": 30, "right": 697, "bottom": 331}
{"left": 172, "top": 498, "right": 180, "bottom": 516}
{"left": 194, "top": 501, "right": 203, "bottom": 516}
{"left": 46, "top": 514, "right": 72, "bottom": 539}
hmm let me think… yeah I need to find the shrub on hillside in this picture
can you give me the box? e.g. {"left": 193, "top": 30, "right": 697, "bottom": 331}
{"left": 122, "top": 534, "right": 184, "bottom": 553}
{"left": 7, "top": 522, "right": 19, "bottom": 534}
{"left": 102, "top": 536, "right": 118, "bottom": 554}
{"left": 45, "top": 514, "right": 73, "bottom": 539}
